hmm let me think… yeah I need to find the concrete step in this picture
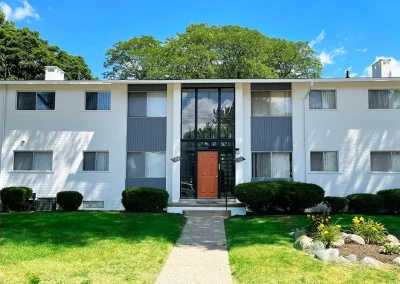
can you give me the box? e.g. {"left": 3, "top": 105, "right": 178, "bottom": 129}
{"left": 183, "top": 210, "right": 231, "bottom": 217}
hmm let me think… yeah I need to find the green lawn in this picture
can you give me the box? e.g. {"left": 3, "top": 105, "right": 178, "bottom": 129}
{"left": 226, "top": 214, "right": 400, "bottom": 284}
{"left": 0, "top": 212, "right": 185, "bottom": 284}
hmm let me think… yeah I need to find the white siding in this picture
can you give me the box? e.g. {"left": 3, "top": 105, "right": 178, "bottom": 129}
{"left": 0, "top": 84, "right": 127, "bottom": 210}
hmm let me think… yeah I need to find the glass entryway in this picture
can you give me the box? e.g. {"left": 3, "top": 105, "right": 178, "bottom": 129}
{"left": 180, "top": 87, "right": 235, "bottom": 199}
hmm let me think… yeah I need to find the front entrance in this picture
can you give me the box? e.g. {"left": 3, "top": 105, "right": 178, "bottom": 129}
{"left": 197, "top": 151, "right": 218, "bottom": 198}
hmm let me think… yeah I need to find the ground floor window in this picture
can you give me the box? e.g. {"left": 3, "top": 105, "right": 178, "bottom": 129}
{"left": 126, "top": 152, "right": 166, "bottom": 178}
{"left": 14, "top": 151, "right": 53, "bottom": 171}
{"left": 83, "top": 151, "right": 109, "bottom": 171}
{"left": 252, "top": 152, "right": 292, "bottom": 179}
{"left": 310, "top": 151, "right": 338, "bottom": 172}
{"left": 371, "top": 151, "right": 400, "bottom": 172}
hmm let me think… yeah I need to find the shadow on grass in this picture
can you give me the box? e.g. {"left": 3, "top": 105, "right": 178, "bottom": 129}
{"left": 225, "top": 214, "right": 400, "bottom": 249}
{"left": 0, "top": 211, "right": 185, "bottom": 248}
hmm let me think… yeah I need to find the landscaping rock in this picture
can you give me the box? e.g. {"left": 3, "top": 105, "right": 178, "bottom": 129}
{"left": 306, "top": 241, "right": 325, "bottom": 255}
{"left": 339, "top": 232, "right": 350, "bottom": 240}
{"left": 346, "top": 234, "right": 366, "bottom": 245}
{"left": 393, "top": 257, "right": 400, "bottom": 265}
{"left": 294, "top": 236, "right": 313, "bottom": 251}
{"left": 332, "top": 256, "right": 350, "bottom": 264}
{"left": 293, "top": 229, "right": 307, "bottom": 240}
{"left": 386, "top": 235, "right": 399, "bottom": 244}
{"left": 345, "top": 254, "right": 358, "bottom": 262}
{"left": 360, "top": 257, "right": 384, "bottom": 267}
{"left": 315, "top": 248, "right": 340, "bottom": 262}
{"left": 332, "top": 239, "right": 345, "bottom": 248}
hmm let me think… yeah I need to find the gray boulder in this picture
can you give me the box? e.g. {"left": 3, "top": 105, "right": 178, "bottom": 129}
{"left": 345, "top": 254, "right": 358, "bottom": 262}
{"left": 315, "top": 248, "right": 340, "bottom": 262}
{"left": 347, "top": 234, "right": 366, "bottom": 245}
{"left": 306, "top": 241, "right": 325, "bottom": 255}
{"left": 386, "top": 235, "right": 399, "bottom": 244}
{"left": 360, "top": 257, "right": 384, "bottom": 267}
{"left": 332, "top": 239, "right": 345, "bottom": 248}
{"left": 332, "top": 256, "right": 350, "bottom": 264}
{"left": 393, "top": 257, "right": 400, "bottom": 265}
{"left": 339, "top": 232, "right": 350, "bottom": 240}
{"left": 294, "top": 236, "right": 313, "bottom": 251}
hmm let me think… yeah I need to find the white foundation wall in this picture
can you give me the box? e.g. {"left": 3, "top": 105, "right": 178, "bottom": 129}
{"left": 0, "top": 84, "right": 128, "bottom": 210}
{"left": 293, "top": 81, "right": 400, "bottom": 197}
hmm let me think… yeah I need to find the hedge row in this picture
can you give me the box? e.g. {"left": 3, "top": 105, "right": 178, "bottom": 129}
{"left": 234, "top": 181, "right": 325, "bottom": 213}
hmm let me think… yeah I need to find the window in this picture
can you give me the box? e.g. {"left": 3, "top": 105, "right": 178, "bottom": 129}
{"left": 17, "top": 92, "right": 55, "bottom": 110}
{"left": 309, "top": 90, "right": 336, "bottom": 109}
{"left": 371, "top": 151, "right": 400, "bottom": 172}
{"left": 85, "top": 92, "right": 111, "bottom": 110}
{"left": 126, "top": 152, "right": 166, "bottom": 178}
{"left": 13, "top": 151, "right": 52, "bottom": 171}
{"left": 83, "top": 152, "right": 109, "bottom": 171}
{"left": 310, "top": 151, "right": 338, "bottom": 172}
{"left": 128, "top": 92, "right": 167, "bottom": 117}
{"left": 251, "top": 91, "right": 291, "bottom": 116}
{"left": 368, "top": 90, "right": 400, "bottom": 109}
{"left": 252, "top": 152, "right": 292, "bottom": 178}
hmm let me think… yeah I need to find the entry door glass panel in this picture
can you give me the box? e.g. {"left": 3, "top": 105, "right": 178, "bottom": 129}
{"left": 197, "top": 89, "right": 218, "bottom": 139}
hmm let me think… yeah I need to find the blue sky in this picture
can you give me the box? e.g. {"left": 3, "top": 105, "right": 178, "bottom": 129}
{"left": 1, "top": 0, "right": 400, "bottom": 79}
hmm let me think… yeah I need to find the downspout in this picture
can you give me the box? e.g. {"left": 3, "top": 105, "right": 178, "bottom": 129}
{"left": 303, "top": 81, "right": 314, "bottom": 183}
{"left": 1, "top": 84, "right": 7, "bottom": 179}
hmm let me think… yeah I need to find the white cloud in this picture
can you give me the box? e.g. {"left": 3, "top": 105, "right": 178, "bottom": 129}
{"left": 356, "top": 48, "right": 368, "bottom": 52}
{"left": 309, "top": 30, "right": 325, "bottom": 48}
{"left": 319, "top": 47, "right": 346, "bottom": 65}
{"left": 363, "top": 56, "right": 400, "bottom": 77}
{"left": 0, "top": 1, "right": 40, "bottom": 22}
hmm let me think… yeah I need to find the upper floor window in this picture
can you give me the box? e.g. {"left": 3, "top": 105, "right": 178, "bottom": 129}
{"left": 252, "top": 152, "right": 292, "bottom": 179}
{"left": 17, "top": 92, "right": 55, "bottom": 110}
{"left": 83, "top": 151, "right": 109, "bottom": 171}
{"left": 310, "top": 151, "right": 338, "bottom": 172}
{"left": 14, "top": 151, "right": 53, "bottom": 171}
{"left": 371, "top": 151, "right": 400, "bottom": 172}
{"left": 309, "top": 90, "right": 336, "bottom": 109}
{"left": 85, "top": 91, "right": 111, "bottom": 110}
{"left": 251, "top": 91, "right": 291, "bottom": 117}
{"left": 128, "top": 92, "right": 167, "bottom": 117}
{"left": 368, "top": 90, "right": 400, "bottom": 109}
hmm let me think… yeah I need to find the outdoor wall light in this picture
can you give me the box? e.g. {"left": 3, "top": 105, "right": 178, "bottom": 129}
{"left": 170, "top": 156, "right": 181, "bottom": 163}
{"left": 235, "top": 148, "right": 240, "bottom": 154}
{"left": 20, "top": 141, "right": 25, "bottom": 146}
{"left": 235, "top": 156, "right": 245, "bottom": 163}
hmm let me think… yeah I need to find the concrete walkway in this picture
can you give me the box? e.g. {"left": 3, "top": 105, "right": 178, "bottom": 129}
{"left": 155, "top": 216, "right": 233, "bottom": 284}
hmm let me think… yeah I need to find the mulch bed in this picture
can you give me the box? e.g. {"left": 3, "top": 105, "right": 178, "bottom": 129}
{"left": 339, "top": 244, "right": 400, "bottom": 264}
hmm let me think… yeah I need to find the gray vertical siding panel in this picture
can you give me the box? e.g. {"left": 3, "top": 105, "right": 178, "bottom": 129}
{"left": 128, "top": 84, "right": 167, "bottom": 92}
{"left": 251, "top": 83, "right": 292, "bottom": 91}
{"left": 125, "top": 178, "right": 166, "bottom": 189}
{"left": 251, "top": 117, "right": 293, "bottom": 151}
{"left": 127, "top": 117, "right": 167, "bottom": 151}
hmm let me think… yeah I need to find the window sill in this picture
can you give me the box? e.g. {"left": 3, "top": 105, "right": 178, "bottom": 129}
{"left": 127, "top": 177, "right": 166, "bottom": 179}
{"left": 308, "top": 171, "right": 341, "bottom": 174}
{"left": 78, "top": 171, "right": 112, "bottom": 173}
{"left": 366, "top": 109, "right": 400, "bottom": 111}
{"left": 13, "top": 110, "right": 57, "bottom": 112}
{"left": 307, "top": 109, "right": 339, "bottom": 111}
{"left": 10, "top": 171, "right": 54, "bottom": 174}
{"left": 369, "top": 171, "right": 400, "bottom": 174}
{"left": 82, "top": 110, "right": 112, "bottom": 112}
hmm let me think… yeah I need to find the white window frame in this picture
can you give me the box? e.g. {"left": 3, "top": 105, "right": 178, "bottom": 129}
{"left": 251, "top": 151, "right": 292, "bottom": 179}
{"left": 308, "top": 90, "right": 337, "bottom": 109}
{"left": 84, "top": 91, "right": 112, "bottom": 111}
{"left": 310, "top": 151, "right": 339, "bottom": 172}
{"left": 251, "top": 90, "right": 292, "bottom": 117}
{"left": 82, "top": 151, "right": 110, "bottom": 172}
{"left": 370, "top": 151, "right": 400, "bottom": 172}
{"left": 16, "top": 91, "right": 56, "bottom": 111}
{"left": 126, "top": 151, "right": 166, "bottom": 178}
{"left": 13, "top": 151, "right": 53, "bottom": 171}
{"left": 368, "top": 89, "right": 400, "bottom": 110}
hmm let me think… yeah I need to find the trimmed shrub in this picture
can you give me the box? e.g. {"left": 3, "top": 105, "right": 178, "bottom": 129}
{"left": 377, "top": 189, "right": 400, "bottom": 213}
{"left": 234, "top": 182, "right": 280, "bottom": 213}
{"left": 0, "top": 186, "right": 32, "bottom": 211}
{"left": 274, "top": 181, "right": 325, "bottom": 213}
{"left": 323, "top": 196, "right": 348, "bottom": 213}
{"left": 56, "top": 191, "right": 83, "bottom": 211}
{"left": 122, "top": 187, "right": 169, "bottom": 212}
{"left": 346, "top": 193, "right": 384, "bottom": 213}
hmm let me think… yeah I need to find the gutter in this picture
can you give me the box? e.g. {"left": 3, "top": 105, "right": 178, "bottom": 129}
{"left": 303, "top": 81, "right": 314, "bottom": 182}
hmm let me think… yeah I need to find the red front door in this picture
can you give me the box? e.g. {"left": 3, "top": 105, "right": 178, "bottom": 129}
{"left": 197, "top": 151, "right": 218, "bottom": 198}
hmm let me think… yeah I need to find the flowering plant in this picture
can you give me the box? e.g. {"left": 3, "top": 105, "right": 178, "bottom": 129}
{"left": 306, "top": 213, "right": 341, "bottom": 247}
{"left": 306, "top": 212, "right": 332, "bottom": 236}
{"left": 352, "top": 216, "right": 387, "bottom": 244}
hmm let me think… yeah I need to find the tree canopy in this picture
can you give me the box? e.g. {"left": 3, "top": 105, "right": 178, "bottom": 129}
{"left": 0, "top": 10, "right": 93, "bottom": 80}
{"left": 104, "top": 24, "right": 322, "bottom": 80}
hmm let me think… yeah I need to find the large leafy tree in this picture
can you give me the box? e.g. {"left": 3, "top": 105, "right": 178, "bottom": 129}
{"left": 0, "top": 10, "right": 93, "bottom": 80}
{"left": 104, "top": 23, "right": 322, "bottom": 80}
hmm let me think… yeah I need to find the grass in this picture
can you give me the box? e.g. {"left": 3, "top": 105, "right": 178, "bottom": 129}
{"left": 0, "top": 212, "right": 185, "bottom": 284}
{"left": 226, "top": 214, "right": 400, "bottom": 284}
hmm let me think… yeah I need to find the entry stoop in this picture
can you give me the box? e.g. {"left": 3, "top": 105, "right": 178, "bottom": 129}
{"left": 183, "top": 210, "right": 231, "bottom": 217}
